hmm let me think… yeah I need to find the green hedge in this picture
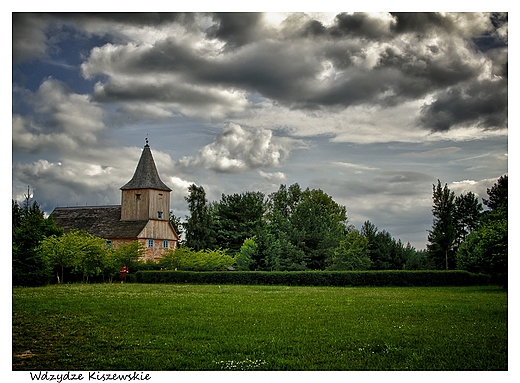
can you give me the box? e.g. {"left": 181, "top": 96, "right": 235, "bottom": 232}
{"left": 135, "top": 270, "right": 490, "bottom": 287}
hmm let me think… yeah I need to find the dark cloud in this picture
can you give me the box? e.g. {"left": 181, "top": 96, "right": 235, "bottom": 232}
{"left": 16, "top": 12, "right": 509, "bottom": 135}
{"left": 418, "top": 79, "right": 508, "bottom": 132}
{"left": 206, "top": 13, "right": 265, "bottom": 49}
{"left": 390, "top": 13, "right": 457, "bottom": 34}
{"left": 329, "top": 12, "right": 394, "bottom": 39}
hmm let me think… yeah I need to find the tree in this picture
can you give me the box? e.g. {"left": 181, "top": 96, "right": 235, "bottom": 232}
{"left": 104, "top": 241, "right": 145, "bottom": 282}
{"left": 328, "top": 230, "right": 371, "bottom": 270}
{"left": 183, "top": 184, "right": 215, "bottom": 251}
{"left": 235, "top": 237, "right": 257, "bottom": 271}
{"left": 41, "top": 229, "right": 107, "bottom": 283}
{"left": 169, "top": 211, "right": 184, "bottom": 244}
{"left": 360, "top": 220, "right": 415, "bottom": 270}
{"left": 453, "top": 192, "right": 483, "bottom": 248}
{"left": 72, "top": 231, "right": 107, "bottom": 283}
{"left": 427, "top": 180, "right": 457, "bottom": 270}
{"left": 456, "top": 175, "right": 508, "bottom": 287}
{"left": 456, "top": 219, "right": 507, "bottom": 286}
{"left": 213, "top": 191, "right": 266, "bottom": 254}
{"left": 483, "top": 174, "right": 507, "bottom": 219}
{"left": 290, "top": 187, "right": 348, "bottom": 269}
{"left": 12, "top": 197, "right": 62, "bottom": 286}
{"left": 404, "top": 249, "right": 434, "bottom": 270}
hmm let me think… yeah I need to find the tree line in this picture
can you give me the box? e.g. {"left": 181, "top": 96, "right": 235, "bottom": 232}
{"left": 178, "top": 183, "right": 424, "bottom": 272}
{"left": 427, "top": 175, "right": 507, "bottom": 286}
{"left": 12, "top": 175, "right": 507, "bottom": 286}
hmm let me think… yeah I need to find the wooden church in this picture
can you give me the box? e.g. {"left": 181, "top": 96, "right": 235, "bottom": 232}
{"left": 51, "top": 141, "right": 179, "bottom": 261}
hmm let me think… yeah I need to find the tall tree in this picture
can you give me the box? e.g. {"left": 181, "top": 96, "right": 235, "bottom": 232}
{"left": 427, "top": 180, "right": 456, "bottom": 270}
{"left": 12, "top": 196, "right": 62, "bottom": 286}
{"left": 483, "top": 174, "right": 507, "bottom": 219}
{"left": 290, "top": 187, "right": 348, "bottom": 269}
{"left": 453, "top": 191, "right": 483, "bottom": 248}
{"left": 183, "top": 184, "right": 214, "bottom": 251}
{"left": 457, "top": 175, "right": 508, "bottom": 287}
{"left": 169, "top": 211, "right": 184, "bottom": 243}
{"left": 361, "top": 220, "right": 415, "bottom": 270}
{"left": 213, "top": 191, "right": 265, "bottom": 254}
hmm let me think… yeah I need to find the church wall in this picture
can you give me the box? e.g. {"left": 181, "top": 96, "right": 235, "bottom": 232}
{"left": 107, "top": 237, "right": 176, "bottom": 263}
{"left": 147, "top": 190, "right": 170, "bottom": 220}
{"left": 121, "top": 190, "right": 150, "bottom": 220}
{"left": 139, "top": 220, "right": 178, "bottom": 241}
{"left": 121, "top": 189, "right": 171, "bottom": 221}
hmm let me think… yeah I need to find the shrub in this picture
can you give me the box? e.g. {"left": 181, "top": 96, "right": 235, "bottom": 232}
{"left": 158, "top": 246, "right": 235, "bottom": 271}
{"left": 135, "top": 270, "right": 490, "bottom": 287}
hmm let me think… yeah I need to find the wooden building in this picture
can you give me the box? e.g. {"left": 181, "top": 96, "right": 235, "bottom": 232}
{"left": 51, "top": 142, "right": 179, "bottom": 261}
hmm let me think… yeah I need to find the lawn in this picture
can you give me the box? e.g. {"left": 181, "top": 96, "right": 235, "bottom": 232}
{"left": 12, "top": 283, "right": 507, "bottom": 371}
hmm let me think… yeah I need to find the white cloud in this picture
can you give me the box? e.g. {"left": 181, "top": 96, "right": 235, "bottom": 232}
{"left": 13, "top": 79, "right": 106, "bottom": 153}
{"left": 179, "top": 123, "right": 301, "bottom": 173}
{"left": 449, "top": 177, "right": 500, "bottom": 200}
{"left": 258, "top": 170, "right": 286, "bottom": 182}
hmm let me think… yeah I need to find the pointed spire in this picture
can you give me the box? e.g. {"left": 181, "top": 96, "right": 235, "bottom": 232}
{"left": 120, "top": 143, "right": 171, "bottom": 191}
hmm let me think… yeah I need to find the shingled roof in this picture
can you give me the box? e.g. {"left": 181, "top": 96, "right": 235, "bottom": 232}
{"left": 50, "top": 206, "right": 148, "bottom": 239}
{"left": 120, "top": 144, "right": 171, "bottom": 191}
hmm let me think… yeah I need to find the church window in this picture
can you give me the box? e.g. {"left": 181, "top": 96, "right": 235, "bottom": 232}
{"left": 136, "top": 194, "right": 141, "bottom": 200}
{"left": 148, "top": 239, "right": 154, "bottom": 248}
{"left": 163, "top": 240, "right": 168, "bottom": 248}
{"left": 158, "top": 211, "right": 163, "bottom": 219}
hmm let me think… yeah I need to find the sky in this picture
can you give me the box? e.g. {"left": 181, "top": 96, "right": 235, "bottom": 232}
{"left": 11, "top": 10, "right": 509, "bottom": 249}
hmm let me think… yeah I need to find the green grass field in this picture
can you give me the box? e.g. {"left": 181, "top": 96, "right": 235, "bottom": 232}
{"left": 12, "top": 284, "right": 507, "bottom": 371}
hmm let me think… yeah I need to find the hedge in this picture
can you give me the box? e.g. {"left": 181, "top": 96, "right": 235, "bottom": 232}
{"left": 134, "top": 270, "right": 490, "bottom": 287}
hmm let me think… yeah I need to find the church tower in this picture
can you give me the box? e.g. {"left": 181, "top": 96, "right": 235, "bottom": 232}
{"left": 120, "top": 141, "right": 172, "bottom": 222}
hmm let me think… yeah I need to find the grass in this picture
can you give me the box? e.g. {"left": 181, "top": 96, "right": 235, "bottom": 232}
{"left": 12, "top": 283, "right": 507, "bottom": 371}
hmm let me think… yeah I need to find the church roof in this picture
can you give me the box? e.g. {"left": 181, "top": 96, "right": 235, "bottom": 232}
{"left": 50, "top": 206, "right": 148, "bottom": 239}
{"left": 120, "top": 144, "right": 172, "bottom": 191}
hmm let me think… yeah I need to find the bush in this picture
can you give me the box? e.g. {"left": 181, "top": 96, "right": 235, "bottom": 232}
{"left": 158, "top": 246, "right": 235, "bottom": 271}
{"left": 135, "top": 270, "right": 490, "bottom": 287}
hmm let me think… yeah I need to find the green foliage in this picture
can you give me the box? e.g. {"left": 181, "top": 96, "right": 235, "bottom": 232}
{"left": 213, "top": 191, "right": 266, "bottom": 254}
{"left": 427, "top": 180, "right": 457, "bottom": 270}
{"left": 404, "top": 250, "right": 434, "bottom": 270}
{"left": 483, "top": 174, "right": 507, "bottom": 218}
{"left": 235, "top": 237, "right": 257, "bottom": 270}
{"left": 169, "top": 211, "right": 184, "bottom": 242}
{"left": 12, "top": 199, "right": 62, "bottom": 286}
{"left": 361, "top": 221, "right": 414, "bottom": 270}
{"left": 329, "top": 230, "right": 371, "bottom": 270}
{"left": 104, "top": 241, "right": 145, "bottom": 282}
{"left": 40, "top": 229, "right": 107, "bottom": 283}
{"left": 292, "top": 187, "right": 349, "bottom": 269}
{"left": 136, "top": 270, "right": 490, "bottom": 287}
{"left": 456, "top": 218, "right": 507, "bottom": 287}
{"left": 255, "top": 184, "right": 348, "bottom": 271}
{"left": 184, "top": 184, "right": 215, "bottom": 251}
{"left": 158, "top": 246, "right": 235, "bottom": 271}
{"left": 453, "top": 191, "right": 483, "bottom": 247}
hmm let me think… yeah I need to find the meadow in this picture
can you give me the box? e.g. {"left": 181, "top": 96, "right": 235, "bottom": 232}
{"left": 12, "top": 283, "right": 507, "bottom": 371}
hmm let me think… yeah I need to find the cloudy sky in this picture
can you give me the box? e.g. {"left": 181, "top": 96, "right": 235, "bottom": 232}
{"left": 11, "top": 11, "right": 508, "bottom": 249}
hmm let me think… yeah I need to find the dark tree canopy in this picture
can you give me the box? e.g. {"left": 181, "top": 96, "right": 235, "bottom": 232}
{"left": 12, "top": 198, "right": 63, "bottom": 286}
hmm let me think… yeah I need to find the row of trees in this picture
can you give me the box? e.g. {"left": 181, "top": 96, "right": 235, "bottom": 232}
{"left": 12, "top": 175, "right": 507, "bottom": 286}
{"left": 12, "top": 196, "right": 237, "bottom": 285}
{"left": 178, "top": 183, "right": 421, "bottom": 272}
{"left": 13, "top": 198, "right": 146, "bottom": 285}
{"left": 427, "top": 175, "right": 507, "bottom": 285}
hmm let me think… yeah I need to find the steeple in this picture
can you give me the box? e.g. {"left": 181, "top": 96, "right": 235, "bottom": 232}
{"left": 121, "top": 142, "right": 171, "bottom": 192}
